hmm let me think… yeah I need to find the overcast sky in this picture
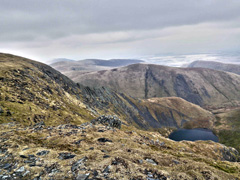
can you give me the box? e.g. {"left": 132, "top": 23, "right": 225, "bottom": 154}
{"left": 1, "top": 0, "right": 240, "bottom": 62}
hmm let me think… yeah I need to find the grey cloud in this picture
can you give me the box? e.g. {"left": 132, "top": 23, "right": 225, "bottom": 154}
{"left": 1, "top": 0, "right": 240, "bottom": 40}
{"left": 1, "top": 0, "right": 240, "bottom": 61}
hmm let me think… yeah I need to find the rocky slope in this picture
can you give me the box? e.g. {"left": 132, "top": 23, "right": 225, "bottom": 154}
{"left": 188, "top": 60, "right": 240, "bottom": 75}
{"left": 51, "top": 59, "right": 144, "bottom": 79}
{"left": 0, "top": 121, "right": 239, "bottom": 180}
{"left": 1, "top": 53, "right": 240, "bottom": 179}
{"left": 0, "top": 53, "right": 214, "bottom": 130}
{"left": 74, "top": 63, "right": 240, "bottom": 108}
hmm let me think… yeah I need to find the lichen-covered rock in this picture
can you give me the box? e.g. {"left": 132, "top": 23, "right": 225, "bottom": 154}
{"left": 221, "top": 146, "right": 240, "bottom": 162}
{"left": 91, "top": 115, "right": 122, "bottom": 129}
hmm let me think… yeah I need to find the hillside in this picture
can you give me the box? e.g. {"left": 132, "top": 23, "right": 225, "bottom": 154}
{"left": 0, "top": 53, "right": 240, "bottom": 179}
{"left": 50, "top": 59, "right": 144, "bottom": 79}
{"left": 0, "top": 53, "right": 94, "bottom": 126}
{"left": 1, "top": 121, "right": 240, "bottom": 179}
{"left": 74, "top": 63, "right": 240, "bottom": 108}
{"left": 0, "top": 53, "right": 213, "bottom": 130}
{"left": 188, "top": 60, "right": 240, "bottom": 75}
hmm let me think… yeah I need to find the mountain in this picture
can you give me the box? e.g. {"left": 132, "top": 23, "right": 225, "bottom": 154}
{"left": 0, "top": 53, "right": 240, "bottom": 179}
{"left": 187, "top": 60, "right": 240, "bottom": 75}
{"left": 0, "top": 53, "right": 212, "bottom": 130}
{"left": 50, "top": 59, "right": 144, "bottom": 79}
{"left": 74, "top": 63, "right": 240, "bottom": 108}
{"left": 47, "top": 58, "right": 76, "bottom": 64}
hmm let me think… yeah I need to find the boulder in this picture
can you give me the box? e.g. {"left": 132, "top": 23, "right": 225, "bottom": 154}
{"left": 91, "top": 115, "right": 122, "bottom": 129}
{"left": 221, "top": 146, "right": 240, "bottom": 162}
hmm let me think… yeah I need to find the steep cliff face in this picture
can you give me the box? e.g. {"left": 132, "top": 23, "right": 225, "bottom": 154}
{"left": 188, "top": 60, "right": 240, "bottom": 75}
{"left": 0, "top": 53, "right": 214, "bottom": 130}
{"left": 78, "top": 85, "right": 215, "bottom": 130}
{"left": 74, "top": 63, "right": 240, "bottom": 108}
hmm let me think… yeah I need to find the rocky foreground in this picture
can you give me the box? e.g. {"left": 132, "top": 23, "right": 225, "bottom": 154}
{"left": 0, "top": 117, "right": 239, "bottom": 180}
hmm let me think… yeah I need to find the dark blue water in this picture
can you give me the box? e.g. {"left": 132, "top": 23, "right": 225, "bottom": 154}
{"left": 169, "top": 128, "right": 218, "bottom": 142}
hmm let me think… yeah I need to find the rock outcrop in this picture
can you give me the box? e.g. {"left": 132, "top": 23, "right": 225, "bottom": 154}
{"left": 91, "top": 115, "right": 122, "bottom": 129}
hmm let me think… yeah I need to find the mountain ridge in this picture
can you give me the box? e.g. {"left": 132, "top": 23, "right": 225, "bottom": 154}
{"left": 188, "top": 60, "right": 240, "bottom": 75}
{"left": 72, "top": 63, "right": 240, "bottom": 108}
{"left": 0, "top": 53, "right": 213, "bottom": 130}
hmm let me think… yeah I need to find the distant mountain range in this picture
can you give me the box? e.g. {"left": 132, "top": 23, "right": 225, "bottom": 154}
{"left": 50, "top": 59, "right": 144, "bottom": 79}
{"left": 47, "top": 58, "right": 75, "bottom": 64}
{"left": 188, "top": 60, "right": 240, "bottom": 75}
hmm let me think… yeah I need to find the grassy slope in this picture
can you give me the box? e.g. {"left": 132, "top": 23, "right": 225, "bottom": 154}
{"left": 0, "top": 53, "right": 93, "bottom": 126}
{"left": 214, "top": 108, "right": 240, "bottom": 152}
{"left": 0, "top": 53, "right": 215, "bottom": 131}
{"left": 0, "top": 122, "right": 239, "bottom": 179}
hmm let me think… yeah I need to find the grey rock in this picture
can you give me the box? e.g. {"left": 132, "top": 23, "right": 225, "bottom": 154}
{"left": 103, "top": 155, "right": 110, "bottom": 158}
{"left": 36, "top": 150, "right": 49, "bottom": 156}
{"left": 22, "top": 170, "right": 30, "bottom": 177}
{"left": 71, "top": 157, "right": 87, "bottom": 172}
{"left": 0, "top": 148, "right": 7, "bottom": 154}
{"left": 1, "top": 175, "right": 12, "bottom": 180}
{"left": 146, "top": 159, "right": 157, "bottom": 166}
{"left": 93, "top": 170, "right": 98, "bottom": 177}
{"left": 33, "top": 121, "right": 45, "bottom": 130}
{"left": 173, "top": 160, "right": 180, "bottom": 164}
{"left": 159, "top": 142, "right": 165, "bottom": 146}
{"left": 221, "top": 146, "right": 240, "bottom": 162}
{"left": 45, "top": 163, "right": 59, "bottom": 174}
{"left": 103, "top": 165, "right": 111, "bottom": 173}
{"left": 138, "top": 159, "right": 143, "bottom": 164}
{"left": 15, "top": 166, "right": 25, "bottom": 173}
{"left": 91, "top": 115, "right": 122, "bottom": 129}
{"left": 58, "top": 152, "right": 76, "bottom": 160}
{"left": 73, "top": 140, "right": 83, "bottom": 145}
{"left": 3, "top": 163, "right": 11, "bottom": 170}
{"left": 97, "top": 138, "right": 112, "bottom": 143}
{"left": 76, "top": 173, "right": 90, "bottom": 180}
{"left": 20, "top": 155, "right": 28, "bottom": 158}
